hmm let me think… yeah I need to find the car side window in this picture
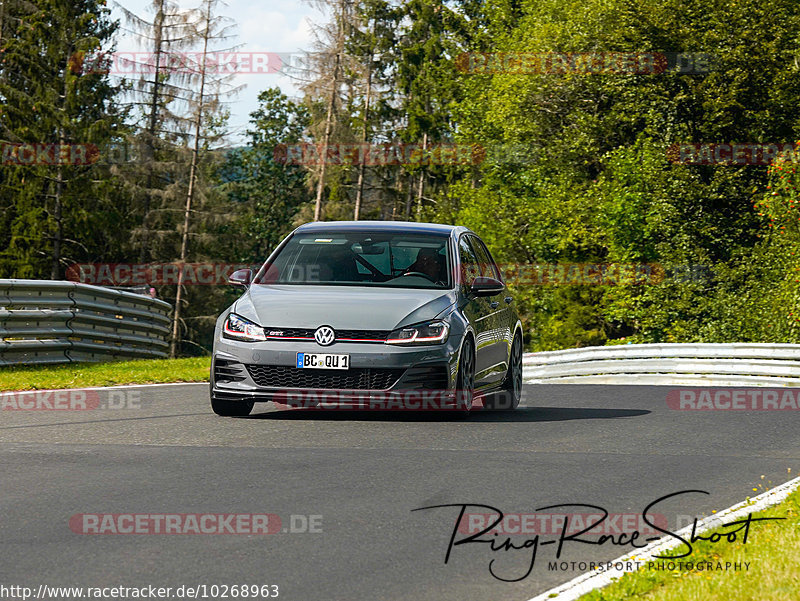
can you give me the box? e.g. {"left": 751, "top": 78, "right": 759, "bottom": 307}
{"left": 468, "top": 236, "right": 501, "bottom": 281}
{"left": 458, "top": 235, "right": 480, "bottom": 289}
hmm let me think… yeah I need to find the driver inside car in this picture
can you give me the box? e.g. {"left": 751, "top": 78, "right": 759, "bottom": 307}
{"left": 405, "top": 247, "right": 445, "bottom": 284}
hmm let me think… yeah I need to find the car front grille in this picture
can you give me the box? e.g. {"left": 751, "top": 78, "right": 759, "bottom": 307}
{"left": 337, "top": 329, "right": 391, "bottom": 341}
{"left": 261, "top": 328, "right": 389, "bottom": 342}
{"left": 262, "top": 327, "right": 315, "bottom": 339}
{"left": 245, "top": 364, "right": 404, "bottom": 390}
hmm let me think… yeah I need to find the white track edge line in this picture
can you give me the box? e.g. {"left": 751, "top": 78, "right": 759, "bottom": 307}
{"left": 1, "top": 381, "right": 208, "bottom": 395}
{"left": 524, "top": 475, "right": 800, "bottom": 601}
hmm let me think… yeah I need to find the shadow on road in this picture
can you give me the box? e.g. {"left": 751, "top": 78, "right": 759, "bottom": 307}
{"left": 245, "top": 406, "right": 650, "bottom": 423}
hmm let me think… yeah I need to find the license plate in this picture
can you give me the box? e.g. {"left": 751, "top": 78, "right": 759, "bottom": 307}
{"left": 296, "top": 352, "right": 349, "bottom": 370}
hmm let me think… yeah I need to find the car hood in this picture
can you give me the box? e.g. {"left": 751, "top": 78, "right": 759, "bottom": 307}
{"left": 233, "top": 285, "right": 457, "bottom": 330}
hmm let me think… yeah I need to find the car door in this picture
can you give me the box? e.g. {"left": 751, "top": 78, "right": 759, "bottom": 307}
{"left": 457, "top": 234, "right": 495, "bottom": 386}
{"left": 467, "top": 235, "right": 509, "bottom": 384}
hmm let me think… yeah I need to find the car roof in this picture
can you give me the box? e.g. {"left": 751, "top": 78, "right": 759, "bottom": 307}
{"left": 294, "top": 221, "right": 471, "bottom": 237}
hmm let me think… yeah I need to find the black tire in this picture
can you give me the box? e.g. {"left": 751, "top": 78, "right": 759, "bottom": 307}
{"left": 211, "top": 396, "right": 254, "bottom": 417}
{"left": 484, "top": 332, "right": 522, "bottom": 411}
{"left": 455, "top": 336, "right": 475, "bottom": 413}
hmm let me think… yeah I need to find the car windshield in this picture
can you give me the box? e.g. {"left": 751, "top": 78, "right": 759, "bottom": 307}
{"left": 256, "top": 231, "right": 452, "bottom": 289}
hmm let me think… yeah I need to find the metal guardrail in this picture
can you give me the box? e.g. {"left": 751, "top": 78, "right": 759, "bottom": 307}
{"left": 523, "top": 343, "right": 800, "bottom": 386}
{"left": 3, "top": 284, "right": 797, "bottom": 384}
{"left": 0, "top": 279, "right": 172, "bottom": 366}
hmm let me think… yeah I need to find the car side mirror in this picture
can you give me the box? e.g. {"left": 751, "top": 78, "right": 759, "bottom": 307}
{"left": 229, "top": 268, "right": 252, "bottom": 287}
{"left": 470, "top": 276, "right": 505, "bottom": 297}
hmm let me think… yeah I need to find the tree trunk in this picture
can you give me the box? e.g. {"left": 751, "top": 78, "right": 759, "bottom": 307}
{"left": 404, "top": 172, "right": 412, "bottom": 220}
{"left": 313, "top": 51, "right": 340, "bottom": 222}
{"left": 50, "top": 164, "right": 64, "bottom": 279}
{"left": 50, "top": 90, "right": 67, "bottom": 279}
{"left": 415, "top": 131, "right": 427, "bottom": 220}
{"left": 139, "top": 0, "right": 166, "bottom": 264}
{"left": 353, "top": 60, "right": 372, "bottom": 220}
{"left": 0, "top": 0, "right": 6, "bottom": 60}
{"left": 313, "top": 0, "right": 346, "bottom": 222}
{"left": 170, "top": 3, "right": 209, "bottom": 358}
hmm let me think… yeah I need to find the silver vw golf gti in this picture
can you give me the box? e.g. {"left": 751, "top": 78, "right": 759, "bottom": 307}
{"left": 210, "top": 221, "right": 522, "bottom": 415}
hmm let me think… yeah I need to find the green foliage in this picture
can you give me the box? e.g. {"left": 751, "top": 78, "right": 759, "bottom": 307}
{"left": 222, "top": 88, "right": 312, "bottom": 260}
{"left": 0, "top": 0, "right": 128, "bottom": 278}
{"left": 7, "top": 0, "right": 800, "bottom": 354}
{"left": 442, "top": 0, "right": 800, "bottom": 350}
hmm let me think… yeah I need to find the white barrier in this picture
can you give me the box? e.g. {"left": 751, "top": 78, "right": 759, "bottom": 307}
{"left": 522, "top": 343, "right": 800, "bottom": 386}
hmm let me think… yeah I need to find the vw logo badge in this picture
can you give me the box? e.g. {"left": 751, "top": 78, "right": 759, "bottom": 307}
{"left": 314, "top": 326, "right": 335, "bottom": 346}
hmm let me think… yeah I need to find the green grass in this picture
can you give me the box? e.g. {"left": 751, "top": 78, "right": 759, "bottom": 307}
{"left": 0, "top": 357, "right": 211, "bottom": 391}
{"left": 578, "top": 474, "right": 800, "bottom": 601}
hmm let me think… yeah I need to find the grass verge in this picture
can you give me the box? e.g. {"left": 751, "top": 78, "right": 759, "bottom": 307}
{"left": 578, "top": 474, "right": 799, "bottom": 601}
{"left": 0, "top": 357, "right": 211, "bottom": 391}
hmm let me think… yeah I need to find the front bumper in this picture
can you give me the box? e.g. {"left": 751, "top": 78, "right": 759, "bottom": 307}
{"left": 210, "top": 337, "right": 460, "bottom": 404}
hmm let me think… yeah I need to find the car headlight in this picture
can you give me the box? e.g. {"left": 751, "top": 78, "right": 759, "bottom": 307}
{"left": 222, "top": 313, "right": 266, "bottom": 342}
{"left": 386, "top": 320, "right": 449, "bottom": 345}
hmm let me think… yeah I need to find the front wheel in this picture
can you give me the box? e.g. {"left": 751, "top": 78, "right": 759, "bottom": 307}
{"left": 455, "top": 336, "right": 475, "bottom": 413}
{"left": 211, "top": 396, "right": 254, "bottom": 417}
{"left": 484, "top": 333, "right": 522, "bottom": 411}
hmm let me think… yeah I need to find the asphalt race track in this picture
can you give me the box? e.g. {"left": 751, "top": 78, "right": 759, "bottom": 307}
{"left": 2, "top": 383, "right": 798, "bottom": 601}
